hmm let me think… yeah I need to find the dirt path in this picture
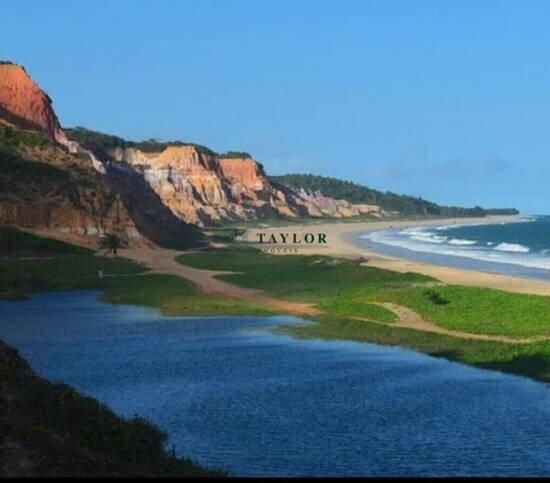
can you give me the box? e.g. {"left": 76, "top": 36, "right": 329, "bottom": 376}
{"left": 121, "top": 246, "right": 539, "bottom": 344}
{"left": 371, "top": 303, "right": 541, "bottom": 344}
{"left": 121, "top": 247, "right": 320, "bottom": 317}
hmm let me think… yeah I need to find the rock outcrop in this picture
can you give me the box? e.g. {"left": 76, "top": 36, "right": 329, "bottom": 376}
{"left": 0, "top": 61, "right": 385, "bottom": 244}
{"left": 0, "top": 62, "right": 67, "bottom": 144}
{"left": 108, "top": 147, "right": 297, "bottom": 225}
{"left": 0, "top": 63, "right": 201, "bottom": 247}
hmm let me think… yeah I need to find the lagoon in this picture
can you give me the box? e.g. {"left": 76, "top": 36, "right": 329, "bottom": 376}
{"left": 1, "top": 291, "right": 550, "bottom": 477}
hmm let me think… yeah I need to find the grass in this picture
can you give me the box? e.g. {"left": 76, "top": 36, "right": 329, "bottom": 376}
{"left": 4, "top": 230, "right": 550, "bottom": 383}
{"left": 178, "top": 246, "right": 550, "bottom": 338}
{"left": 316, "top": 300, "right": 397, "bottom": 322}
{"left": 98, "top": 273, "right": 274, "bottom": 316}
{"left": 0, "top": 227, "right": 273, "bottom": 316}
{"left": 177, "top": 245, "right": 550, "bottom": 382}
{"left": 0, "top": 226, "right": 91, "bottom": 257}
{"left": 0, "top": 254, "right": 145, "bottom": 299}
{"left": 176, "top": 246, "right": 432, "bottom": 303}
{"left": 282, "top": 316, "right": 550, "bottom": 382}
{"left": 368, "top": 285, "right": 550, "bottom": 337}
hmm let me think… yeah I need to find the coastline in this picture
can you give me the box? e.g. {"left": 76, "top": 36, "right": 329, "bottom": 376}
{"left": 248, "top": 215, "right": 550, "bottom": 297}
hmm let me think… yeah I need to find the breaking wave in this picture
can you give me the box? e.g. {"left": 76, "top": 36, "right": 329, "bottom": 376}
{"left": 494, "top": 243, "right": 530, "bottom": 253}
{"left": 360, "top": 218, "right": 550, "bottom": 271}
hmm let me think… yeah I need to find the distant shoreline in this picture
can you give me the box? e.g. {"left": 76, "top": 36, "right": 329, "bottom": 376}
{"left": 248, "top": 215, "right": 550, "bottom": 296}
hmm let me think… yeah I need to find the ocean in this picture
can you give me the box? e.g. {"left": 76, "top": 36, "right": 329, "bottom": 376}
{"left": 357, "top": 215, "right": 550, "bottom": 281}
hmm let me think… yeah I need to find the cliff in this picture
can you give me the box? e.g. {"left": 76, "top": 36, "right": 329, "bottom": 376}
{"left": 0, "top": 62, "right": 67, "bottom": 144}
{"left": 0, "top": 61, "right": 393, "bottom": 243}
{"left": 0, "top": 64, "right": 202, "bottom": 248}
{"left": 108, "top": 147, "right": 297, "bottom": 225}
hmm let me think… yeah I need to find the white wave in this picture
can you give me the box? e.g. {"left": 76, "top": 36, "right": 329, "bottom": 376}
{"left": 362, "top": 230, "right": 550, "bottom": 271}
{"left": 448, "top": 238, "right": 476, "bottom": 246}
{"left": 411, "top": 234, "right": 447, "bottom": 244}
{"left": 434, "top": 216, "right": 535, "bottom": 232}
{"left": 494, "top": 243, "right": 530, "bottom": 253}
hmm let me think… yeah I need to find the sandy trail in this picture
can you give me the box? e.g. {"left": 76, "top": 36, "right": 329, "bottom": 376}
{"left": 121, "top": 245, "right": 540, "bottom": 344}
{"left": 121, "top": 247, "right": 320, "bottom": 317}
{"left": 369, "top": 303, "right": 541, "bottom": 344}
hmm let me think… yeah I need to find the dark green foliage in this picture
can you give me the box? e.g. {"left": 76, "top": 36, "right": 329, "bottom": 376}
{"left": 220, "top": 151, "right": 252, "bottom": 159}
{"left": 0, "top": 123, "right": 52, "bottom": 148}
{"left": 270, "top": 173, "right": 519, "bottom": 217}
{"left": 99, "top": 233, "right": 128, "bottom": 255}
{"left": 0, "top": 146, "right": 69, "bottom": 187}
{"left": 0, "top": 226, "right": 90, "bottom": 258}
{"left": 65, "top": 126, "right": 217, "bottom": 156}
{"left": 0, "top": 340, "right": 222, "bottom": 476}
{"left": 424, "top": 289, "right": 449, "bottom": 306}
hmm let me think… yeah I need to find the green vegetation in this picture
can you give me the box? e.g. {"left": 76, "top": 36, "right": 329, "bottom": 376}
{"left": 369, "top": 285, "right": 550, "bottom": 337}
{"left": 177, "top": 246, "right": 550, "bottom": 382}
{"left": 0, "top": 147, "right": 69, "bottom": 189}
{"left": 270, "top": 173, "right": 519, "bottom": 217}
{"left": 0, "top": 227, "right": 271, "bottom": 316}
{"left": 316, "top": 300, "right": 397, "bottom": 322}
{"left": 0, "top": 252, "right": 144, "bottom": 299}
{"left": 0, "top": 340, "right": 221, "bottom": 476}
{"left": 99, "top": 273, "right": 274, "bottom": 316}
{"left": 284, "top": 316, "right": 550, "bottom": 382}
{"left": 97, "top": 274, "right": 273, "bottom": 316}
{"left": 65, "top": 126, "right": 217, "bottom": 156}
{"left": 177, "top": 246, "right": 431, "bottom": 303}
{"left": 220, "top": 150, "right": 252, "bottom": 159}
{"left": 0, "top": 123, "right": 52, "bottom": 148}
{"left": 0, "top": 226, "right": 89, "bottom": 258}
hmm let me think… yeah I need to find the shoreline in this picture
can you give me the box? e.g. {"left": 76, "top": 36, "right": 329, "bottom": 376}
{"left": 248, "top": 215, "right": 550, "bottom": 297}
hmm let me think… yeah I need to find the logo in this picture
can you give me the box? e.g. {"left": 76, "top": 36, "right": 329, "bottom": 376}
{"left": 236, "top": 231, "right": 328, "bottom": 253}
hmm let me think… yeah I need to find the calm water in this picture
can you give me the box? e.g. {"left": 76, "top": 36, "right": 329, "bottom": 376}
{"left": 2, "top": 291, "right": 550, "bottom": 476}
{"left": 358, "top": 215, "right": 550, "bottom": 281}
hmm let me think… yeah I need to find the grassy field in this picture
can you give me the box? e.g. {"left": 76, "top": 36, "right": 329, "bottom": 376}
{"left": 178, "top": 245, "right": 550, "bottom": 382}
{"left": 99, "top": 274, "right": 274, "bottom": 316}
{"left": 282, "top": 315, "right": 550, "bottom": 382}
{"left": 4, "top": 229, "right": 550, "bottom": 382}
{"left": 0, "top": 227, "right": 272, "bottom": 316}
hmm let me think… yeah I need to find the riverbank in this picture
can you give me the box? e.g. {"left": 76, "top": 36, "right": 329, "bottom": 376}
{"left": 245, "top": 215, "right": 550, "bottom": 296}
{"left": 4, "top": 225, "right": 550, "bottom": 383}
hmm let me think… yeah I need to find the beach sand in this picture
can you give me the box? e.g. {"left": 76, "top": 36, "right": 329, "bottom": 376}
{"left": 246, "top": 216, "right": 550, "bottom": 297}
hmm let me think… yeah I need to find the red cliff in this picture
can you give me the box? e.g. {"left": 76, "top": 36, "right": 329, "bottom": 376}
{"left": 0, "top": 62, "right": 67, "bottom": 144}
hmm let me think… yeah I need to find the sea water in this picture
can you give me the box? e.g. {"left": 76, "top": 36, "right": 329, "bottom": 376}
{"left": 358, "top": 215, "right": 550, "bottom": 281}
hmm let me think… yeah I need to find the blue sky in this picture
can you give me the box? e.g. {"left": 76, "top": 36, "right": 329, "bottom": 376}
{"left": 3, "top": 0, "right": 550, "bottom": 213}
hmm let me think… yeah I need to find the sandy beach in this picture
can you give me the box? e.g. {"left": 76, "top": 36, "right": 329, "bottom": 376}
{"left": 247, "top": 216, "right": 550, "bottom": 297}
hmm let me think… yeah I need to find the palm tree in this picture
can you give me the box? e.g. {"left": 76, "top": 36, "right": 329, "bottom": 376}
{"left": 99, "top": 233, "right": 127, "bottom": 256}
{"left": 0, "top": 230, "right": 15, "bottom": 258}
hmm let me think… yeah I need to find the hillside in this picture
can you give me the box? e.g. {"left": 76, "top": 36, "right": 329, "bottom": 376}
{"left": 0, "top": 63, "right": 203, "bottom": 248}
{"left": 0, "top": 61, "right": 518, "bottom": 247}
{"left": 270, "top": 174, "right": 519, "bottom": 218}
{"left": 0, "top": 339, "right": 220, "bottom": 477}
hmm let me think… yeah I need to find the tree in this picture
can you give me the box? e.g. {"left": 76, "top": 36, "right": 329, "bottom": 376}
{"left": 99, "top": 233, "right": 127, "bottom": 256}
{"left": 0, "top": 230, "right": 15, "bottom": 258}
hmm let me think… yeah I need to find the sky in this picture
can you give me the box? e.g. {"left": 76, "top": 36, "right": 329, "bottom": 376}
{"left": 2, "top": 0, "right": 550, "bottom": 213}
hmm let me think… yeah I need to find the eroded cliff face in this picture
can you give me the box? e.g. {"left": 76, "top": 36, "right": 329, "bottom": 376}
{"left": 292, "top": 189, "right": 385, "bottom": 218}
{"left": 0, "top": 142, "right": 141, "bottom": 245}
{"left": 109, "top": 147, "right": 297, "bottom": 225}
{"left": 0, "top": 61, "right": 384, "bottom": 243}
{"left": 0, "top": 63, "right": 67, "bottom": 144}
